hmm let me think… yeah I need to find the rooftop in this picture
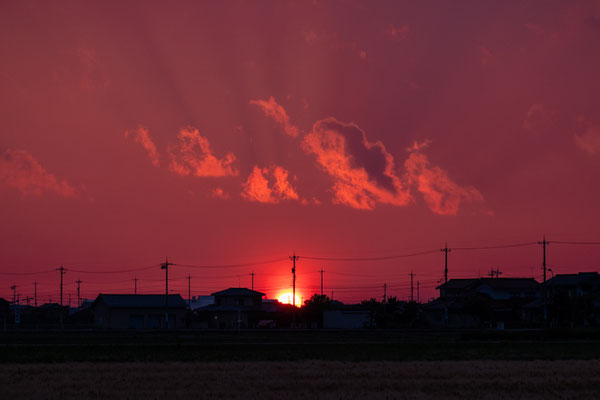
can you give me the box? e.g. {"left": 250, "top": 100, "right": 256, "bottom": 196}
{"left": 211, "top": 288, "right": 266, "bottom": 297}
{"left": 545, "top": 272, "right": 600, "bottom": 286}
{"left": 94, "top": 294, "right": 188, "bottom": 309}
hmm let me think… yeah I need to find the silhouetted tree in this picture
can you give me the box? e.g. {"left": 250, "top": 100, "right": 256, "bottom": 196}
{"left": 301, "top": 293, "right": 331, "bottom": 328}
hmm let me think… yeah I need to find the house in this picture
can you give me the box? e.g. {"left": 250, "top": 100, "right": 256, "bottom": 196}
{"left": 0, "top": 298, "right": 9, "bottom": 329}
{"left": 91, "top": 294, "right": 188, "bottom": 329}
{"left": 430, "top": 278, "right": 540, "bottom": 328}
{"left": 323, "top": 306, "right": 371, "bottom": 329}
{"left": 437, "top": 278, "right": 540, "bottom": 300}
{"left": 422, "top": 297, "right": 480, "bottom": 328}
{"left": 197, "top": 288, "right": 270, "bottom": 329}
{"left": 544, "top": 272, "right": 600, "bottom": 327}
{"left": 188, "top": 295, "right": 214, "bottom": 310}
{"left": 545, "top": 272, "right": 600, "bottom": 298}
{"left": 437, "top": 279, "right": 478, "bottom": 298}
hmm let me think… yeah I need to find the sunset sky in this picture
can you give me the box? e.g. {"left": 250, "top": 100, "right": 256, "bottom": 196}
{"left": 2, "top": 0, "right": 600, "bottom": 304}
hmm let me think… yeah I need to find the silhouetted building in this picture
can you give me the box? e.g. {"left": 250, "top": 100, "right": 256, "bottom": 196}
{"left": 323, "top": 306, "right": 371, "bottom": 329}
{"left": 544, "top": 272, "right": 600, "bottom": 327}
{"left": 437, "top": 278, "right": 540, "bottom": 300}
{"left": 427, "top": 278, "right": 541, "bottom": 328}
{"left": 0, "top": 297, "right": 9, "bottom": 329}
{"left": 198, "top": 288, "right": 266, "bottom": 328}
{"left": 545, "top": 272, "right": 600, "bottom": 298}
{"left": 91, "top": 294, "right": 188, "bottom": 329}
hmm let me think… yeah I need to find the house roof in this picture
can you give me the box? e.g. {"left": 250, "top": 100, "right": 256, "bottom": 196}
{"left": 545, "top": 272, "right": 600, "bottom": 286}
{"left": 436, "top": 279, "right": 478, "bottom": 290}
{"left": 94, "top": 294, "right": 188, "bottom": 309}
{"left": 211, "top": 288, "right": 265, "bottom": 297}
{"left": 477, "top": 278, "right": 539, "bottom": 290}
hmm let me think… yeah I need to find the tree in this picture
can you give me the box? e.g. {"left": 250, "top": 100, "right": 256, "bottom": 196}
{"left": 301, "top": 293, "right": 331, "bottom": 328}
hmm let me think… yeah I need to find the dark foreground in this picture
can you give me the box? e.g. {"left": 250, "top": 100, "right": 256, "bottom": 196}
{"left": 2, "top": 360, "right": 599, "bottom": 399}
{"left": 3, "top": 329, "right": 600, "bottom": 362}
{"left": 3, "top": 330, "right": 600, "bottom": 399}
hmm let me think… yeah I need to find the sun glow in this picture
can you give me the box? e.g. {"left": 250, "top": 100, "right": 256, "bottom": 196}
{"left": 278, "top": 292, "right": 302, "bottom": 307}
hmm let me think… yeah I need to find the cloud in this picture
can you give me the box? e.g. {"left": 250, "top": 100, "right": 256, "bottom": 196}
{"left": 125, "top": 126, "right": 160, "bottom": 166}
{"left": 302, "top": 118, "right": 411, "bottom": 210}
{"left": 404, "top": 142, "right": 483, "bottom": 216}
{"left": 210, "top": 187, "right": 230, "bottom": 199}
{"left": 168, "top": 127, "right": 238, "bottom": 177}
{"left": 250, "top": 97, "right": 300, "bottom": 137}
{"left": 574, "top": 123, "right": 600, "bottom": 156}
{"left": 245, "top": 98, "right": 483, "bottom": 214}
{"left": 241, "top": 165, "right": 299, "bottom": 203}
{"left": 0, "top": 149, "right": 78, "bottom": 197}
{"left": 386, "top": 24, "right": 410, "bottom": 41}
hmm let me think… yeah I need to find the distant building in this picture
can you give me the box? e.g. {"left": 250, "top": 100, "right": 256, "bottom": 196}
{"left": 91, "top": 294, "right": 188, "bottom": 329}
{"left": 198, "top": 288, "right": 269, "bottom": 329}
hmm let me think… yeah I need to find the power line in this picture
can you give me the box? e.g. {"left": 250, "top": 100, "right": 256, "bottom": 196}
{"left": 174, "top": 257, "right": 287, "bottom": 269}
{"left": 0, "top": 269, "right": 55, "bottom": 276}
{"left": 67, "top": 265, "right": 158, "bottom": 274}
{"left": 302, "top": 249, "right": 438, "bottom": 261}
{"left": 453, "top": 242, "right": 538, "bottom": 250}
{"left": 552, "top": 241, "right": 600, "bottom": 245}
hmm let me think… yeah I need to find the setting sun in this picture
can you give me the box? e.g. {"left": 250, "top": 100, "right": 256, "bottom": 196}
{"left": 278, "top": 293, "right": 302, "bottom": 307}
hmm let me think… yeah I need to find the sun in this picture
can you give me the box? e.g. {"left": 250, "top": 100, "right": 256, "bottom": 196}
{"left": 278, "top": 292, "right": 302, "bottom": 307}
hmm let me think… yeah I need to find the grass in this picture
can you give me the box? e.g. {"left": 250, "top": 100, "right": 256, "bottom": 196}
{"left": 2, "top": 360, "right": 600, "bottom": 399}
{"left": 3, "top": 341, "right": 600, "bottom": 363}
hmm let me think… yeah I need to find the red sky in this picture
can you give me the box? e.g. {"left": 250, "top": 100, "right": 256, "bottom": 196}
{"left": 2, "top": 0, "right": 600, "bottom": 304}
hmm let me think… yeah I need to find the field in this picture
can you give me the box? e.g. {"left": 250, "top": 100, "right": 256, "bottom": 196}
{"left": 3, "top": 330, "right": 600, "bottom": 398}
{"left": 2, "top": 360, "right": 600, "bottom": 399}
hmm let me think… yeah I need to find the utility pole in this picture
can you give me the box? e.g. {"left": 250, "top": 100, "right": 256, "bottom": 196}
{"left": 417, "top": 281, "right": 420, "bottom": 303}
{"left": 319, "top": 269, "right": 324, "bottom": 297}
{"left": 383, "top": 283, "right": 387, "bottom": 303}
{"left": 441, "top": 243, "right": 451, "bottom": 284}
{"left": 68, "top": 293, "right": 71, "bottom": 308}
{"left": 10, "top": 285, "right": 17, "bottom": 305}
{"left": 161, "top": 258, "right": 174, "bottom": 329}
{"left": 133, "top": 277, "right": 138, "bottom": 295}
{"left": 249, "top": 272, "right": 255, "bottom": 290}
{"left": 539, "top": 235, "right": 550, "bottom": 283}
{"left": 539, "top": 235, "right": 550, "bottom": 325}
{"left": 34, "top": 281, "right": 38, "bottom": 307}
{"left": 290, "top": 252, "right": 299, "bottom": 309}
{"left": 57, "top": 265, "right": 67, "bottom": 306}
{"left": 25, "top": 296, "right": 30, "bottom": 306}
{"left": 187, "top": 275, "right": 192, "bottom": 310}
{"left": 409, "top": 272, "right": 415, "bottom": 302}
{"left": 76, "top": 280, "right": 82, "bottom": 308}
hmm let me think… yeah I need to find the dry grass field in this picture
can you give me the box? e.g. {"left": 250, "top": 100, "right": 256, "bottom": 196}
{"left": 2, "top": 360, "right": 599, "bottom": 399}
